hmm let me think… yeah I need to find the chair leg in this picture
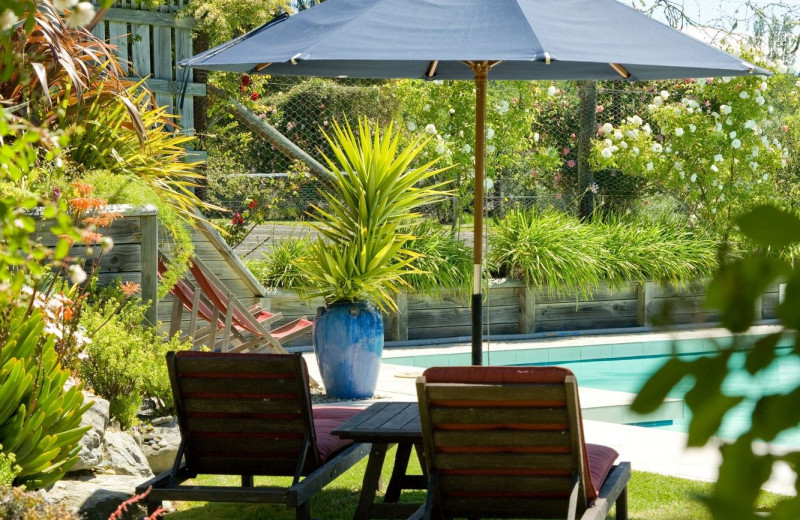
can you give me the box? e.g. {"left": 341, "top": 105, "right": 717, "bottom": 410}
{"left": 242, "top": 475, "right": 253, "bottom": 487}
{"left": 616, "top": 487, "right": 628, "bottom": 520}
{"left": 295, "top": 500, "right": 311, "bottom": 520}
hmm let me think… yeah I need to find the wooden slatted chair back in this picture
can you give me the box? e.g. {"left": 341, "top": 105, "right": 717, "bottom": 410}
{"left": 169, "top": 351, "right": 320, "bottom": 478}
{"left": 417, "top": 366, "right": 590, "bottom": 519}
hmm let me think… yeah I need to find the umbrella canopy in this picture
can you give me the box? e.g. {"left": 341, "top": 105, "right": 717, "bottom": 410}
{"left": 182, "top": 0, "right": 767, "bottom": 364}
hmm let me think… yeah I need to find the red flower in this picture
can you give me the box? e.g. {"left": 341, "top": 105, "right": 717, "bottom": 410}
{"left": 242, "top": 75, "right": 251, "bottom": 86}
{"left": 248, "top": 200, "right": 258, "bottom": 210}
{"left": 251, "top": 92, "right": 259, "bottom": 101}
{"left": 240, "top": 85, "right": 245, "bottom": 93}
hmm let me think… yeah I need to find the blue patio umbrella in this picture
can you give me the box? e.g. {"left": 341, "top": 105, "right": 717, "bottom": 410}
{"left": 181, "top": 0, "right": 767, "bottom": 364}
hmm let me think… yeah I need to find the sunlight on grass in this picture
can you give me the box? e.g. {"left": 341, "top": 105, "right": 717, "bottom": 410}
{"left": 166, "top": 447, "right": 784, "bottom": 519}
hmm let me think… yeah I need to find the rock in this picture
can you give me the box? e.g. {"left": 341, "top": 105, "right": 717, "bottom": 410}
{"left": 46, "top": 474, "right": 147, "bottom": 520}
{"left": 151, "top": 416, "right": 174, "bottom": 426}
{"left": 103, "top": 431, "right": 153, "bottom": 478}
{"left": 70, "top": 393, "right": 110, "bottom": 472}
{"left": 141, "top": 418, "right": 181, "bottom": 475}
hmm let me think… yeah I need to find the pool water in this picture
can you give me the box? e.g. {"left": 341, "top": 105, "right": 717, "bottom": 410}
{"left": 524, "top": 347, "right": 800, "bottom": 446}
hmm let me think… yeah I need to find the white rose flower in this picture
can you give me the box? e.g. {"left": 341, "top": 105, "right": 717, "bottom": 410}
{"left": 653, "top": 96, "right": 663, "bottom": 106}
{"left": 674, "top": 161, "right": 683, "bottom": 170}
{"left": 750, "top": 161, "right": 759, "bottom": 171}
{"left": 619, "top": 141, "right": 628, "bottom": 149}
{"left": 0, "top": 9, "right": 18, "bottom": 30}
{"left": 665, "top": 146, "right": 672, "bottom": 153}
{"left": 625, "top": 129, "right": 639, "bottom": 139}
{"left": 406, "top": 121, "right": 417, "bottom": 132}
{"left": 486, "top": 127, "right": 495, "bottom": 140}
{"left": 601, "top": 148, "right": 613, "bottom": 159}
{"left": 697, "top": 77, "right": 707, "bottom": 85}
{"left": 743, "top": 120, "right": 756, "bottom": 130}
{"left": 714, "top": 154, "right": 723, "bottom": 162}
{"left": 763, "top": 173, "right": 769, "bottom": 180}
{"left": 547, "top": 85, "right": 557, "bottom": 96}
{"left": 602, "top": 123, "right": 614, "bottom": 134}
{"left": 633, "top": 146, "right": 640, "bottom": 156}
{"left": 719, "top": 193, "right": 725, "bottom": 201}
{"left": 423, "top": 104, "right": 431, "bottom": 111}
{"left": 720, "top": 105, "right": 732, "bottom": 115}
{"left": 533, "top": 132, "right": 540, "bottom": 142}
{"left": 69, "top": 264, "right": 88, "bottom": 285}
{"left": 651, "top": 143, "right": 663, "bottom": 153}
{"left": 731, "top": 138, "right": 742, "bottom": 149}
{"left": 715, "top": 123, "right": 723, "bottom": 132}
{"left": 486, "top": 144, "right": 496, "bottom": 153}
{"left": 642, "top": 124, "right": 652, "bottom": 135}
{"left": 449, "top": 108, "right": 455, "bottom": 115}
{"left": 760, "top": 81, "right": 768, "bottom": 91}
{"left": 660, "top": 90, "right": 670, "bottom": 99}
{"left": 729, "top": 131, "right": 737, "bottom": 139}
{"left": 100, "top": 236, "right": 114, "bottom": 252}
{"left": 690, "top": 173, "right": 697, "bottom": 182}
{"left": 675, "top": 127, "right": 684, "bottom": 137}
{"left": 435, "top": 143, "right": 445, "bottom": 154}
{"left": 67, "top": 2, "right": 95, "bottom": 28}
{"left": 425, "top": 123, "right": 437, "bottom": 135}
{"left": 679, "top": 171, "right": 685, "bottom": 179}
{"left": 689, "top": 124, "right": 697, "bottom": 133}
{"left": 462, "top": 144, "right": 471, "bottom": 153}
{"left": 613, "top": 130, "right": 623, "bottom": 140}
{"left": 496, "top": 100, "right": 509, "bottom": 115}
{"left": 646, "top": 161, "right": 654, "bottom": 171}
{"left": 484, "top": 177, "right": 494, "bottom": 191}
{"left": 711, "top": 165, "right": 719, "bottom": 172}
{"left": 722, "top": 76, "right": 731, "bottom": 83}
{"left": 751, "top": 147, "right": 759, "bottom": 157}
{"left": 739, "top": 91, "right": 749, "bottom": 99}
{"left": 768, "top": 105, "right": 774, "bottom": 113}
{"left": 755, "top": 95, "right": 765, "bottom": 105}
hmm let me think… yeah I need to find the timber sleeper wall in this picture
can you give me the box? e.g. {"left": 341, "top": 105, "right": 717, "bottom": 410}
{"left": 266, "top": 279, "right": 782, "bottom": 344}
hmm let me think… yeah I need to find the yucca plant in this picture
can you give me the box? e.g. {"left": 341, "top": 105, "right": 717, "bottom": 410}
{"left": 298, "top": 118, "right": 450, "bottom": 312}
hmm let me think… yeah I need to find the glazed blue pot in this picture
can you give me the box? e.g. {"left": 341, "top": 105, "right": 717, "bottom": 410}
{"left": 313, "top": 301, "right": 384, "bottom": 399}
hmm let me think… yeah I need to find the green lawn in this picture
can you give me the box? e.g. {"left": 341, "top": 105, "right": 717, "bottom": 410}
{"left": 165, "top": 446, "right": 783, "bottom": 519}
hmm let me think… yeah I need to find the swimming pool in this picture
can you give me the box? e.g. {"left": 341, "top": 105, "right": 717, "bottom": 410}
{"left": 384, "top": 330, "right": 800, "bottom": 446}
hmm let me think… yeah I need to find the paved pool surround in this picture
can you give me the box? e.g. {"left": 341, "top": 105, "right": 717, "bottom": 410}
{"left": 302, "top": 325, "right": 796, "bottom": 495}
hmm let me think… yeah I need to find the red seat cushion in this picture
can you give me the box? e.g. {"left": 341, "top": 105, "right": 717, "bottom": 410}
{"left": 586, "top": 443, "right": 619, "bottom": 497}
{"left": 312, "top": 406, "right": 362, "bottom": 463}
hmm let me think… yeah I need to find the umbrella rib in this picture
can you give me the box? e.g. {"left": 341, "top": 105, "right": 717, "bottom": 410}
{"left": 426, "top": 60, "right": 438, "bottom": 78}
{"left": 609, "top": 63, "right": 630, "bottom": 79}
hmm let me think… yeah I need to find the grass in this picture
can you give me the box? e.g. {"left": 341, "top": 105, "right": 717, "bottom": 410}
{"left": 165, "top": 447, "right": 784, "bottom": 519}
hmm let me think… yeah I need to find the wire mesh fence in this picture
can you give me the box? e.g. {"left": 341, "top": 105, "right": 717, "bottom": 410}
{"left": 200, "top": 75, "right": 788, "bottom": 253}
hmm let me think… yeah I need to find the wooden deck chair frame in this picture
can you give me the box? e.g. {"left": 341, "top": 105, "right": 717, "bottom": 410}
{"left": 187, "top": 255, "right": 312, "bottom": 354}
{"left": 136, "top": 351, "right": 370, "bottom": 520}
{"left": 413, "top": 366, "right": 630, "bottom": 520}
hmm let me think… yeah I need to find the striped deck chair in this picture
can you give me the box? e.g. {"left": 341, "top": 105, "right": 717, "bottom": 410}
{"left": 414, "top": 366, "right": 630, "bottom": 520}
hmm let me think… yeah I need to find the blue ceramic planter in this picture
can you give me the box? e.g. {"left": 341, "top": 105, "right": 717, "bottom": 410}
{"left": 313, "top": 301, "right": 384, "bottom": 399}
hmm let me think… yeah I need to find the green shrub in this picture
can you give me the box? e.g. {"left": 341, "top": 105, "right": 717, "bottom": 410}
{"left": 0, "top": 302, "right": 91, "bottom": 490}
{"left": 78, "top": 289, "right": 191, "bottom": 428}
{"left": 0, "top": 485, "right": 80, "bottom": 520}
{"left": 402, "top": 220, "right": 471, "bottom": 294}
{"left": 488, "top": 209, "right": 606, "bottom": 295}
{"left": 247, "top": 237, "right": 313, "bottom": 290}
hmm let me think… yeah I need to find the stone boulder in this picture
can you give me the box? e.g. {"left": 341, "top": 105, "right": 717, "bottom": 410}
{"left": 101, "top": 431, "right": 153, "bottom": 478}
{"left": 140, "top": 417, "right": 181, "bottom": 474}
{"left": 46, "top": 474, "right": 147, "bottom": 520}
{"left": 70, "top": 393, "right": 110, "bottom": 472}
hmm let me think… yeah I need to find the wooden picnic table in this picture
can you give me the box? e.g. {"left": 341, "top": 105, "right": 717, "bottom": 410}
{"left": 332, "top": 402, "right": 427, "bottom": 520}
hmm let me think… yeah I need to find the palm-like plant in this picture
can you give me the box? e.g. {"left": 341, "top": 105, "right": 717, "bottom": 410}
{"left": 298, "top": 118, "right": 450, "bottom": 311}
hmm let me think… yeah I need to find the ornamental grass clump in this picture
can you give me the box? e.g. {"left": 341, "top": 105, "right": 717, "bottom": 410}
{"left": 402, "top": 220, "right": 472, "bottom": 294}
{"left": 599, "top": 215, "right": 718, "bottom": 287}
{"left": 247, "top": 237, "right": 313, "bottom": 291}
{"left": 487, "top": 209, "right": 606, "bottom": 296}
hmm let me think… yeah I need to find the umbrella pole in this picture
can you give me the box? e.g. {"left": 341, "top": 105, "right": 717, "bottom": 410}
{"left": 471, "top": 62, "right": 489, "bottom": 366}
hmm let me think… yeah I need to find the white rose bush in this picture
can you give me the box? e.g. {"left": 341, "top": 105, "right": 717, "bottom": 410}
{"left": 591, "top": 65, "right": 788, "bottom": 234}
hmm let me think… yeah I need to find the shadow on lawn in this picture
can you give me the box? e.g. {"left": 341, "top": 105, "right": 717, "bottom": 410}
{"left": 165, "top": 487, "right": 427, "bottom": 520}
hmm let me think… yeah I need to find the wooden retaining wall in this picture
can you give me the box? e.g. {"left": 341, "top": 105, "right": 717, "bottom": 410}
{"left": 267, "top": 280, "right": 783, "bottom": 343}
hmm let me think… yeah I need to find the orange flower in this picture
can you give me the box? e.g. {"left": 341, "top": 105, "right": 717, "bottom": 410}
{"left": 70, "top": 180, "right": 95, "bottom": 197}
{"left": 69, "top": 197, "right": 107, "bottom": 213}
{"left": 119, "top": 281, "right": 141, "bottom": 297}
{"left": 81, "top": 229, "right": 103, "bottom": 245}
{"left": 83, "top": 210, "right": 122, "bottom": 228}
{"left": 62, "top": 306, "right": 74, "bottom": 321}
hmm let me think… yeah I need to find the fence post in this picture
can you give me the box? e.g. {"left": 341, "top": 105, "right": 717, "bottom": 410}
{"left": 392, "top": 292, "right": 408, "bottom": 341}
{"left": 519, "top": 285, "right": 536, "bottom": 334}
{"left": 139, "top": 209, "right": 158, "bottom": 327}
{"left": 637, "top": 281, "right": 654, "bottom": 327}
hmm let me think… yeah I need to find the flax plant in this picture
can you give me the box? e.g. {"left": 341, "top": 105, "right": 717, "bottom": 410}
{"left": 298, "top": 118, "right": 450, "bottom": 312}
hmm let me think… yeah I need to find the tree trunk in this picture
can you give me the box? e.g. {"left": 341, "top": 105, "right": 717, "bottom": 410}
{"left": 577, "top": 81, "right": 597, "bottom": 220}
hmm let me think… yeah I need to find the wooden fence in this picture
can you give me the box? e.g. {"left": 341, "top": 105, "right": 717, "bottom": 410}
{"left": 90, "top": 0, "right": 205, "bottom": 159}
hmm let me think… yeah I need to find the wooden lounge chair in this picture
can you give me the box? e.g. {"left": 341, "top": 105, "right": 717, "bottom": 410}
{"left": 186, "top": 255, "right": 313, "bottom": 354}
{"left": 136, "top": 351, "right": 370, "bottom": 519}
{"left": 413, "top": 366, "right": 631, "bottom": 520}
